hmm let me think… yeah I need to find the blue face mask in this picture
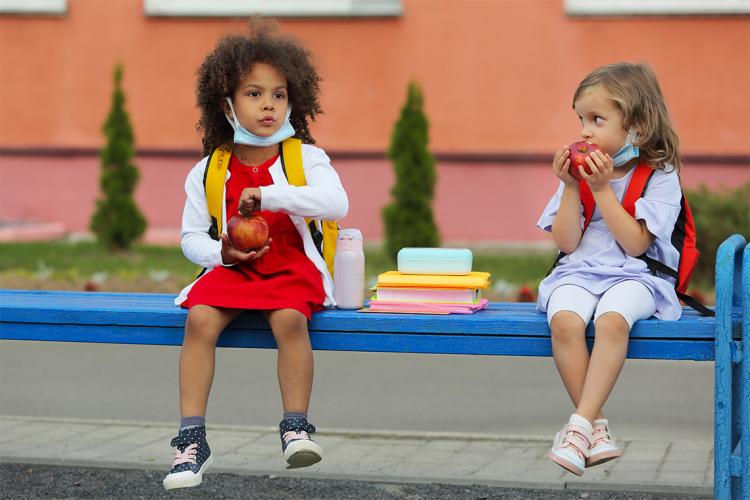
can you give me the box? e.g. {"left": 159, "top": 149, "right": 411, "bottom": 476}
{"left": 612, "top": 128, "right": 640, "bottom": 167}
{"left": 224, "top": 97, "right": 295, "bottom": 147}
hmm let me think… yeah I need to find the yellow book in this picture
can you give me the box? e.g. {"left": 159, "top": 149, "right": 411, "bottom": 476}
{"left": 376, "top": 271, "right": 491, "bottom": 290}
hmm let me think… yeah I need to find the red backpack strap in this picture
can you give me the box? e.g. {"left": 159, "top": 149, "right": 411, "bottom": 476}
{"left": 622, "top": 163, "right": 654, "bottom": 217}
{"left": 579, "top": 162, "right": 654, "bottom": 231}
{"left": 579, "top": 180, "right": 595, "bottom": 231}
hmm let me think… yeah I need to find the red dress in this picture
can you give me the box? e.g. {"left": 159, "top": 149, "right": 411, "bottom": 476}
{"left": 182, "top": 153, "right": 326, "bottom": 319}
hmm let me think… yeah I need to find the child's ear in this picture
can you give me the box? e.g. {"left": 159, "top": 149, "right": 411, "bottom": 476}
{"left": 220, "top": 98, "right": 232, "bottom": 118}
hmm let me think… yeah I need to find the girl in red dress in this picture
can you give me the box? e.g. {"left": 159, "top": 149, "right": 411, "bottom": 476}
{"left": 163, "top": 22, "right": 348, "bottom": 491}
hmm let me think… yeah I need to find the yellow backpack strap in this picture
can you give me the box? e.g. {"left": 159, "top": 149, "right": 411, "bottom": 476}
{"left": 320, "top": 220, "right": 339, "bottom": 277}
{"left": 203, "top": 145, "right": 232, "bottom": 241}
{"left": 280, "top": 138, "right": 339, "bottom": 276}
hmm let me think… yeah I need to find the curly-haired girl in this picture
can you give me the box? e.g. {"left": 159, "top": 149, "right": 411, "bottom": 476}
{"left": 163, "top": 21, "right": 348, "bottom": 491}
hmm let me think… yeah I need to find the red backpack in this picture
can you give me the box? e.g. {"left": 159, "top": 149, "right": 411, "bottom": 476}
{"left": 551, "top": 162, "right": 713, "bottom": 316}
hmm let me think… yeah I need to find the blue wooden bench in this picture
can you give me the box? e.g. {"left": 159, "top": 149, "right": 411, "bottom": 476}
{"left": 1, "top": 234, "right": 748, "bottom": 498}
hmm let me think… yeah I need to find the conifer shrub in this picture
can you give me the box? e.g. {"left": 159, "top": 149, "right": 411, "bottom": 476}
{"left": 382, "top": 82, "right": 440, "bottom": 262}
{"left": 90, "top": 65, "right": 146, "bottom": 250}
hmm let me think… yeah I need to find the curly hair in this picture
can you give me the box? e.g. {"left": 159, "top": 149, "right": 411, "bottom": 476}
{"left": 195, "top": 20, "right": 322, "bottom": 156}
{"left": 573, "top": 62, "right": 682, "bottom": 172}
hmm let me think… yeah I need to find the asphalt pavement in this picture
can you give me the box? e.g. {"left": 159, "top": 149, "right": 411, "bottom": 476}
{"left": 0, "top": 463, "right": 707, "bottom": 499}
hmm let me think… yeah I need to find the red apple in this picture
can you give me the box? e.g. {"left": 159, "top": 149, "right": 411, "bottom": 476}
{"left": 567, "top": 141, "right": 601, "bottom": 181}
{"left": 227, "top": 214, "right": 269, "bottom": 252}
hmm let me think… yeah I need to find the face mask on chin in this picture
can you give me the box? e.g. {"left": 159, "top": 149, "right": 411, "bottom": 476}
{"left": 224, "top": 97, "right": 295, "bottom": 147}
{"left": 612, "top": 127, "right": 640, "bottom": 167}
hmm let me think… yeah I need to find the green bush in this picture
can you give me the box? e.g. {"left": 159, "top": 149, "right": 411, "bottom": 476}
{"left": 90, "top": 64, "right": 146, "bottom": 250}
{"left": 686, "top": 182, "right": 750, "bottom": 283}
{"left": 382, "top": 82, "right": 440, "bottom": 263}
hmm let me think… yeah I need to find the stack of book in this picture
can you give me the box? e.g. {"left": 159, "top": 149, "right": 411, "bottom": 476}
{"left": 366, "top": 270, "right": 491, "bottom": 314}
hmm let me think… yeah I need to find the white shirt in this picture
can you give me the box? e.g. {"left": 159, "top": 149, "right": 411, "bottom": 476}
{"left": 176, "top": 144, "right": 349, "bottom": 307}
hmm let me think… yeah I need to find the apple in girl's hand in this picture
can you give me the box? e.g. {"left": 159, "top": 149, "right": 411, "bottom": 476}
{"left": 227, "top": 214, "right": 269, "bottom": 252}
{"left": 567, "top": 141, "right": 601, "bottom": 181}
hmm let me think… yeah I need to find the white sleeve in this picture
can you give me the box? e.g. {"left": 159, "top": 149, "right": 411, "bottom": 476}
{"left": 259, "top": 145, "right": 349, "bottom": 220}
{"left": 634, "top": 167, "right": 682, "bottom": 242}
{"left": 536, "top": 181, "right": 583, "bottom": 232}
{"left": 180, "top": 158, "right": 225, "bottom": 269}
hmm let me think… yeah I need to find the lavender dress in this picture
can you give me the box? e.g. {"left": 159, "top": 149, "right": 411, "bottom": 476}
{"left": 537, "top": 166, "right": 683, "bottom": 321}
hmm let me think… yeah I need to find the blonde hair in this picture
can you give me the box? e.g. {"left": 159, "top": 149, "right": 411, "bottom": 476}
{"left": 573, "top": 63, "right": 681, "bottom": 171}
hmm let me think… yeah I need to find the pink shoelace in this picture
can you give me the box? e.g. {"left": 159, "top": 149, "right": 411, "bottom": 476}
{"left": 172, "top": 443, "right": 198, "bottom": 466}
{"left": 283, "top": 430, "right": 310, "bottom": 444}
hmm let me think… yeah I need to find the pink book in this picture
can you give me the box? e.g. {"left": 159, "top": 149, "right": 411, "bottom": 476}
{"left": 364, "top": 299, "right": 489, "bottom": 315}
{"left": 375, "top": 287, "right": 480, "bottom": 303}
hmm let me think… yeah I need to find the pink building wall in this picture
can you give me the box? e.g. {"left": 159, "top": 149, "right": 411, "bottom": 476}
{"left": 1, "top": 1, "right": 748, "bottom": 244}
{"left": 1, "top": 155, "right": 746, "bottom": 245}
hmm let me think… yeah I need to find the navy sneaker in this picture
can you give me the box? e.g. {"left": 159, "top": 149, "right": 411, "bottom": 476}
{"left": 162, "top": 425, "right": 213, "bottom": 491}
{"left": 279, "top": 417, "right": 323, "bottom": 469}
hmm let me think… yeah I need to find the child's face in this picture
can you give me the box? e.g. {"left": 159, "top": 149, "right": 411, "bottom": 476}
{"left": 226, "top": 62, "right": 289, "bottom": 138}
{"left": 573, "top": 85, "right": 629, "bottom": 156}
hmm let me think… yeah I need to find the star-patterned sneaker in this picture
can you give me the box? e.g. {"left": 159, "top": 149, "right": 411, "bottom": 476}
{"left": 162, "top": 425, "right": 213, "bottom": 491}
{"left": 279, "top": 417, "right": 323, "bottom": 469}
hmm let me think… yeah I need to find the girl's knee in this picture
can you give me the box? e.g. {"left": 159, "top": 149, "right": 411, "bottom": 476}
{"left": 184, "top": 307, "right": 223, "bottom": 343}
{"left": 594, "top": 312, "right": 630, "bottom": 338}
{"left": 550, "top": 311, "right": 586, "bottom": 342}
{"left": 268, "top": 309, "right": 308, "bottom": 340}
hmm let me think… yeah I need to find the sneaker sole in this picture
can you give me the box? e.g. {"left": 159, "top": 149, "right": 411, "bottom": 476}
{"left": 587, "top": 449, "right": 622, "bottom": 468}
{"left": 163, "top": 454, "right": 213, "bottom": 491}
{"left": 284, "top": 440, "right": 323, "bottom": 469}
{"left": 547, "top": 450, "right": 584, "bottom": 476}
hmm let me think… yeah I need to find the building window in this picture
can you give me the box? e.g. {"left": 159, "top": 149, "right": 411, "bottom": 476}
{"left": 0, "top": 0, "right": 66, "bottom": 15}
{"left": 144, "top": 0, "right": 402, "bottom": 18}
{"left": 565, "top": 0, "right": 750, "bottom": 16}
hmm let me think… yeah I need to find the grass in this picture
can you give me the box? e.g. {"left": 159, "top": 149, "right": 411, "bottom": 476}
{"left": 0, "top": 240, "right": 713, "bottom": 303}
{"left": 0, "top": 241, "right": 556, "bottom": 299}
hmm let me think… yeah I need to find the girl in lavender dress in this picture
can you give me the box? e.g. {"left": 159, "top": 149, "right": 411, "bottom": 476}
{"left": 537, "top": 63, "right": 684, "bottom": 476}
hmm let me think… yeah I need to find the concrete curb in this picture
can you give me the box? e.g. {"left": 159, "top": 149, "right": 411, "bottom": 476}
{"left": 0, "top": 415, "right": 713, "bottom": 497}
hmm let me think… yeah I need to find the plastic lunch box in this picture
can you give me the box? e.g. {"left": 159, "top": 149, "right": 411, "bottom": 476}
{"left": 396, "top": 247, "right": 473, "bottom": 275}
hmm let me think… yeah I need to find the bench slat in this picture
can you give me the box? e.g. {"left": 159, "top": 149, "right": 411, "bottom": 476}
{"left": 0, "top": 289, "right": 725, "bottom": 340}
{"left": 0, "top": 321, "right": 714, "bottom": 360}
{"left": 1, "top": 289, "right": 724, "bottom": 354}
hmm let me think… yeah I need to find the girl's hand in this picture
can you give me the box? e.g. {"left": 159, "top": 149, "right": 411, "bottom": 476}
{"left": 552, "top": 146, "right": 578, "bottom": 188}
{"left": 581, "top": 150, "right": 614, "bottom": 192}
{"left": 238, "top": 187, "right": 262, "bottom": 216}
{"left": 220, "top": 233, "right": 272, "bottom": 265}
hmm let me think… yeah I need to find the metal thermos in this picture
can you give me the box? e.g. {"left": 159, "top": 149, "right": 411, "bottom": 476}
{"left": 333, "top": 228, "right": 365, "bottom": 309}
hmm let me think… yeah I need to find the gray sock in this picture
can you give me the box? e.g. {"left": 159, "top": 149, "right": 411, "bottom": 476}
{"left": 283, "top": 412, "right": 307, "bottom": 421}
{"left": 180, "top": 416, "right": 205, "bottom": 431}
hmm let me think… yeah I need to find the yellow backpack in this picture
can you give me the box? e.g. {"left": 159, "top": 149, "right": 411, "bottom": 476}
{"left": 203, "top": 138, "right": 339, "bottom": 276}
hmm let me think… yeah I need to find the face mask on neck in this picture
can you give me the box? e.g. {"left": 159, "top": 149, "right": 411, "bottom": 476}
{"left": 224, "top": 97, "right": 295, "bottom": 147}
{"left": 612, "top": 128, "right": 640, "bottom": 167}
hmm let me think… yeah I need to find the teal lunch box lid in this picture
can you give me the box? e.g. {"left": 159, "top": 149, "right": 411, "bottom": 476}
{"left": 397, "top": 247, "right": 473, "bottom": 275}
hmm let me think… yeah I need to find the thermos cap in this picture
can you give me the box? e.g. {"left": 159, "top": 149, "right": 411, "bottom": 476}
{"left": 337, "top": 228, "right": 363, "bottom": 251}
{"left": 338, "top": 228, "right": 362, "bottom": 241}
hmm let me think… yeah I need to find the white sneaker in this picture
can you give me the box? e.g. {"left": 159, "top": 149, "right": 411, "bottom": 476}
{"left": 547, "top": 421, "right": 592, "bottom": 476}
{"left": 587, "top": 419, "right": 622, "bottom": 467}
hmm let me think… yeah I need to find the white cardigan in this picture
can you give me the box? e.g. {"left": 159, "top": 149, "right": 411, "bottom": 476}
{"left": 175, "top": 144, "right": 349, "bottom": 307}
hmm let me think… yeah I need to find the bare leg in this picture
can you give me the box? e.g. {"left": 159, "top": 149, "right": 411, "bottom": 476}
{"left": 179, "top": 305, "right": 242, "bottom": 418}
{"left": 550, "top": 311, "right": 605, "bottom": 420}
{"left": 575, "top": 312, "right": 630, "bottom": 422}
{"left": 264, "top": 309, "right": 313, "bottom": 413}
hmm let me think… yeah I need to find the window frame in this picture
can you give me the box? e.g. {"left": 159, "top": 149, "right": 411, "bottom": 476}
{"left": 143, "top": 0, "right": 403, "bottom": 18}
{"left": 565, "top": 0, "right": 750, "bottom": 16}
{"left": 0, "top": 0, "right": 66, "bottom": 15}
